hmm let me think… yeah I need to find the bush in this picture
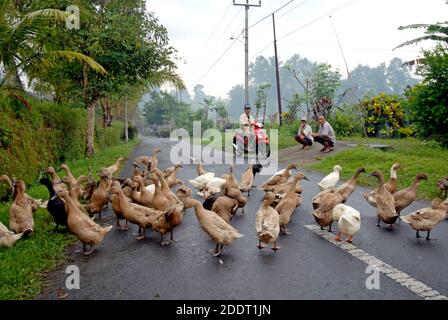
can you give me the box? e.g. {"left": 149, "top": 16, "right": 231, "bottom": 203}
{"left": 329, "top": 107, "right": 365, "bottom": 137}
{"left": 120, "top": 123, "right": 138, "bottom": 141}
{"left": 405, "top": 46, "right": 448, "bottom": 147}
{"left": 0, "top": 93, "right": 127, "bottom": 199}
{"left": 359, "top": 93, "right": 414, "bottom": 138}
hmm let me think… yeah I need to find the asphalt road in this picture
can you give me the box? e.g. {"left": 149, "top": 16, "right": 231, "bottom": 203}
{"left": 39, "top": 136, "right": 448, "bottom": 300}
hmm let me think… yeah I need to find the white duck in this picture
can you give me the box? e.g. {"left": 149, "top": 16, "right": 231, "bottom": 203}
{"left": 188, "top": 172, "right": 215, "bottom": 190}
{"left": 332, "top": 204, "right": 361, "bottom": 243}
{"left": 318, "top": 165, "right": 342, "bottom": 191}
{"left": 0, "top": 222, "right": 25, "bottom": 248}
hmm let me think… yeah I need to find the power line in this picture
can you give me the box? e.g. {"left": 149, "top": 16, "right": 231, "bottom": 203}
{"left": 275, "top": 0, "right": 309, "bottom": 20}
{"left": 187, "top": 6, "right": 243, "bottom": 73}
{"left": 329, "top": 15, "right": 351, "bottom": 79}
{"left": 279, "top": 0, "right": 358, "bottom": 41}
{"left": 249, "top": 0, "right": 294, "bottom": 29}
{"left": 193, "top": 32, "right": 244, "bottom": 85}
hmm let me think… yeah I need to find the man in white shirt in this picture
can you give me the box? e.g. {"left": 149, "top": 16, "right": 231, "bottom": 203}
{"left": 239, "top": 104, "right": 255, "bottom": 151}
{"left": 239, "top": 104, "right": 253, "bottom": 131}
{"left": 312, "top": 115, "right": 336, "bottom": 153}
{"left": 295, "top": 116, "right": 314, "bottom": 150}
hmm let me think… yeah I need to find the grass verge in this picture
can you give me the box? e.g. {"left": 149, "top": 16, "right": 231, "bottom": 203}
{"left": 309, "top": 137, "right": 447, "bottom": 200}
{"left": 0, "top": 139, "right": 138, "bottom": 300}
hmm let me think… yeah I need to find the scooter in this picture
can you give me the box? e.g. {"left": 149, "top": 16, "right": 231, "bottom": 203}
{"left": 233, "top": 121, "right": 270, "bottom": 158}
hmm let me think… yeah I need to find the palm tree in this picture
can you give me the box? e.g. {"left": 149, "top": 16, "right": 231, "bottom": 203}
{"left": 0, "top": 0, "right": 105, "bottom": 90}
{"left": 395, "top": 22, "right": 448, "bottom": 49}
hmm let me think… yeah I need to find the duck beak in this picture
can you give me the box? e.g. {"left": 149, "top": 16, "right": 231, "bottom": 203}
{"left": 303, "top": 176, "right": 310, "bottom": 181}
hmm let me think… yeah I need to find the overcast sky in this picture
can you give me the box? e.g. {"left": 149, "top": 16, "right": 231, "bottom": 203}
{"left": 146, "top": 0, "right": 448, "bottom": 99}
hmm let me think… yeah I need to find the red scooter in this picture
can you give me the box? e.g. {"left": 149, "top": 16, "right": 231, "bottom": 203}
{"left": 233, "top": 121, "right": 270, "bottom": 158}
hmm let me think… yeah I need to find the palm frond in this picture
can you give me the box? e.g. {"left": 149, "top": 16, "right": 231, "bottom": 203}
{"left": 145, "top": 69, "right": 185, "bottom": 90}
{"left": 394, "top": 35, "right": 448, "bottom": 50}
{"left": 22, "top": 9, "right": 71, "bottom": 24}
{"left": 46, "top": 51, "right": 107, "bottom": 74}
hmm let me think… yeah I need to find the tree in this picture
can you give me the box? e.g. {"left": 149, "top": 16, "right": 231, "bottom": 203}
{"left": 405, "top": 45, "right": 448, "bottom": 146}
{"left": 212, "top": 99, "right": 228, "bottom": 129}
{"left": 0, "top": 0, "right": 104, "bottom": 91}
{"left": 395, "top": 22, "right": 448, "bottom": 49}
{"left": 22, "top": 0, "right": 184, "bottom": 157}
{"left": 287, "top": 93, "right": 305, "bottom": 120}
{"left": 254, "top": 82, "right": 271, "bottom": 122}
{"left": 286, "top": 62, "right": 341, "bottom": 120}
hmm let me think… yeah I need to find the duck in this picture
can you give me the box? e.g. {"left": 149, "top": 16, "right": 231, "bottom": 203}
{"left": 211, "top": 196, "right": 239, "bottom": 224}
{"left": 256, "top": 192, "right": 281, "bottom": 251}
{"left": 110, "top": 183, "right": 165, "bottom": 240}
{"left": 176, "top": 184, "right": 193, "bottom": 205}
{"left": 40, "top": 177, "right": 68, "bottom": 230}
{"left": 332, "top": 204, "right": 361, "bottom": 243}
{"left": 239, "top": 164, "right": 263, "bottom": 196}
{"left": 184, "top": 198, "right": 243, "bottom": 257}
{"left": 132, "top": 175, "right": 155, "bottom": 206}
{"left": 223, "top": 183, "right": 248, "bottom": 215}
{"left": 163, "top": 163, "right": 182, "bottom": 178}
{"left": 276, "top": 173, "right": 308, "bottom": 235}
{"left": 164, "top": 164, "right": 183, "bottom": 188}
{"left": 363, "top": 163, "right": 401, "bottom": 207}
{"left": 101, "top": 157, "right": 126, "bottom": 177}
{"left": 259, "top": 163, "right": 298, "bottom": 191}
{"left": 45, "top": 166, "right": 62, "bottom": 186}
{"left": 61, "top": 175, "right": 86, "bottom": 201}
{"left": 335, "top": 167, "right": 366, "bottom": 202}
{"left": 436, "top": 177, "right": 448, "bottom": 198}
{"left": 384, "top": 163, "right": 401, "bottom": 194}
{"left": 0, "top": 222, "right": 26, "bottom": 247}
{"left": 149, "top": 148, "right": 162, "bottom": 172}
{"left": 1, "top": 175, "right": 46, "bottom": 213}
{"left": 57, "top": 189, "right": 112, "bottom": 255}
{"left": 189, "top": 172, "right": 215, "bottom": 190}
{"left": 153, "top": 169, "right": 182, "bottom": 206}
{"left": 273, "top": 173, "right": 310, "bottom": 196}
{"left": 313, "top": 187, "right": 347, "bottom": 232}
{"left": 131, "top": 162, "right": 143, "bottom": 179}
{"left": 60, "top": 164, "right": 77, "bottom": 186}
{"left": 393, "top": 173, "right": 428, "bottom": 215}
{"left": 202, "top": 177, "right": 227, "bottom": 196}
{"left": 402, "top": 199, "right": 447, "bottom": 240}
{"left": 9, "top": 180, "right": 34, "bottom": 235}
{"left": 87, "top": 171, "right": 111, "bottom": 218}
{"left": 317, "top": 165, "right": 342, "bottom": 191}
{"left": 82, "top": 166, "right": 97, "bottom": 202}
{"left": 225, "top": 165, "right": 239, "bottom": 189}
{"left": 147, "top": 172, "right": 184, "bottom": 244}
{"left": 197, "top": 163, "right": 208, "bottom": 176}
{"left": 369, "top": 171, "right": 399, "bottom": 227}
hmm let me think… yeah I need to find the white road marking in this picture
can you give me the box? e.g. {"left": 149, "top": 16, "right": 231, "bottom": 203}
{"left": 304, "top": 225, "right": 448, "bottom": 300}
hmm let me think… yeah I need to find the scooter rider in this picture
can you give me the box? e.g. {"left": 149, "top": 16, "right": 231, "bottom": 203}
{"left": 239, "top": 104, "right": 255, "bottom": 151}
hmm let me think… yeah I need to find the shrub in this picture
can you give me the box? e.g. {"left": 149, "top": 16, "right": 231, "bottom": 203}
{"left": 329, "top": 107, "right": 365, "bottom": 137}
{"left": 405, "top": 46, "right": 448, "bottom": 147}
{"left": 359, "top": 93, "right": 414, "bottom": 138}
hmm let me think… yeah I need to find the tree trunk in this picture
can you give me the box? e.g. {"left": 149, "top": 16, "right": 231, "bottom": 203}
{"left": 100, "top": 97, "right": 113, "bottom": 128}
{"left": 85, "top": 99, "right": 97, "bottom": 158}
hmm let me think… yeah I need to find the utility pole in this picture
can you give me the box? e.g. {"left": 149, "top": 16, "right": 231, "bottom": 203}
{"left": 125, "top": 95, "right": 129, "bottom": 143}
{"left": 233, "top": 0, "right": 261, "bottom": 106}
{"left": 272, "top": 13, "right": 283, "bottom": 126}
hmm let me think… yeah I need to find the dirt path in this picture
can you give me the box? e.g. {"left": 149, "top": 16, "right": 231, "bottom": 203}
{"left": 278, "top": 141, "right": 349, "bottom": 165}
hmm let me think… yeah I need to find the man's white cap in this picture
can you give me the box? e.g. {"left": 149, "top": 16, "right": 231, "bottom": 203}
{"left": 300, "top": 116, "right": 308, "bottom": 122}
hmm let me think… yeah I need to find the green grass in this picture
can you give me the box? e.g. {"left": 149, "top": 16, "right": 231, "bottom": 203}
{"left": 309, "top": 137, "right": 447, "bottom": 201}
{"left": 0, "top": 139, "right": 138, "bottom": 300}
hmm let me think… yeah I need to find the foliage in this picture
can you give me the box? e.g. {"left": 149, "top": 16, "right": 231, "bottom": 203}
{"left": 329, "top": 106, "right": 365, "bottom": 137}
{"left": 0, "top": 140, "right": 138, "bottom": 300}
{"left": 285, "top": 62, "right": 341, "bottom": 120}
{"left": 405, "top": 45, "right": 448, "bottom": 147}
{"left": 0, "top": 93, "right": 126, "bottom": 199}
{"left": 359, "top": 93, "right": 413, "bottom": 138}
{"left": 396, "top": 20, "right": 448, "bottom": 49}
{"left": 311, "top": 137, "right": 448, "bottom": 200}
{"left": 254, "top": 82, "right": 271, "bottom": 121}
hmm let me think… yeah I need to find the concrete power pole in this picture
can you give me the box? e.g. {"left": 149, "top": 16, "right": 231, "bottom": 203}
{"left": 233, "top": 0, "right": 261, "bottom": 106}
{"left": 272, "top": 13, "right": 283, "bottom": 126}
{"left": 125, "top": 95, "right": 129, "bottom": 143}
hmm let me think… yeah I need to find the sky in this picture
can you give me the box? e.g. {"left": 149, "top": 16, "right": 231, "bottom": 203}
{"left": 146, "top": 0, "right": 448, "bottom": 99}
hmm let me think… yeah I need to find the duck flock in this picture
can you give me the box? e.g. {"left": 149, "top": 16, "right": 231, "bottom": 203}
{"left": 1, "top": 148, "right": 447, "bottom": 259}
